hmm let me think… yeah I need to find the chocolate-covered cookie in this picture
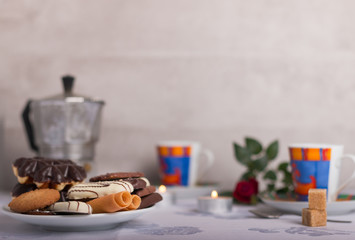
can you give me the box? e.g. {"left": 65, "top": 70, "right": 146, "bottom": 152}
{"left": 138, "top": 193, "right": 162, "bottom": 209}
{"left": 11, "top": 183, "right": 37, "bottom": 198}
{"left": 124, "top": 178, "right": 149, "bottom": 190}
{"left": 89, "top": 172, "right": 144, "bottom": 182}
{"left": 134, "top": 186, "right": 156, "bottom": 197}
{"left": 12, "top": 157, "right": 86, "bottom": 191}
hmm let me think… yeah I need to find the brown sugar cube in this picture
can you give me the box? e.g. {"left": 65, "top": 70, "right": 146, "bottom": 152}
{"left": 302, "top": 208, "right": 327, "bottom": 227}
{"left": 308, "top": 189, "right": 327, "bottom": 210}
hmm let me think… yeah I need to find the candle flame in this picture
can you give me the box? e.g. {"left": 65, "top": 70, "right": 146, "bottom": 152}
{"left": 159, "top": 185, "right": 167, "bottom": 193}
{"left": 211, "top": 190, "right": 218, "bottom": 198}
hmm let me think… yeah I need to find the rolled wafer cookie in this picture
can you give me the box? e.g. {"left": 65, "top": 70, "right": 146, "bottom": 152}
{"left": 124, "top": 195, "right": 141, "bottom": 210}
{"left": 49, "top": 201, "right": 92, "bottom": 215}
{"left": 67, "top": 181, "right": 134, "bottom": 200}
{"left": 87, "top": 191, "right": 132, "bottom": 213}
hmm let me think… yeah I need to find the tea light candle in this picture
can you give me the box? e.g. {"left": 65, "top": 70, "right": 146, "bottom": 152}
{"left": 198, "top": 190, "right": 232, "bottom": 214}
{"left": 157, "top": 185, "right": 174, "bottom": 206}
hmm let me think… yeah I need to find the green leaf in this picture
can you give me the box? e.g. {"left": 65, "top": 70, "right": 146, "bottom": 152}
{"left": 266, "top": 140, "right": 279, "bottom": 161}
{"left": 267, "top": 184, "right": 275, "bottom": 192}
{"left": 282, "top": 171, "right": 293, "bottom": 185}
{"left": 278, "top": 162, "right": 289, "bottom": 172}
{"left": 240, "top": 171, "right": 255, "bottom": 181}
{"left": 276, "top": 187, "right": 289, "bottom": 194}
{"left": 245, "top": 137, "right": 262, "bottom": 155}
{"left": 233, "top": 143, "right": 250, "bottom": 166}
{"left": 251, "top": 156, "right": 268, "bottom": 171}
{"left": 263, "top": 170, "right": 277, "bottom": 181}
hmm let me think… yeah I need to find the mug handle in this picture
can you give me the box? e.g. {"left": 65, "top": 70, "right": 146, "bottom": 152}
{"left": 334, "top": 154, "right": 355, "bottom": 198}
{"left": 197, "top": 149, "right": 215, "bottom": 182}
{"left": 22, "top": 100, "right": 39, "bottom": 152}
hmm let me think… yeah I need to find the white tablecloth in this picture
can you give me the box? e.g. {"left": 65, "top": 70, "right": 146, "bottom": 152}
{"left": 1, "top": 192, "right": 355, "bottom": 240}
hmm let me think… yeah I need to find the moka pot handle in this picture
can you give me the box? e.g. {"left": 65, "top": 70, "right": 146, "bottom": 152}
{"left": 22, "top": 100, "right": 39, "bottom": 152}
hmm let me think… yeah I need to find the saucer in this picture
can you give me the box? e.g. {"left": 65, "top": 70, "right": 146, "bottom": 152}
{"left": 259, "top": 192, "right": 355, "bottom": 216}
{"left": 166, "top": 183, "right": 219, "bottom": 200}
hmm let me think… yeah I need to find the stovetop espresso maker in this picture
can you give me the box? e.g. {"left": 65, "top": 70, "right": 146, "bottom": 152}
{"left": 22, "top": 75, "right": 105, "bottom": 172}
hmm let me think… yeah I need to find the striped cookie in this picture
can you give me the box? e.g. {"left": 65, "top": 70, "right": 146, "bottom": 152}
{"left": 67, "top": 181, "right": 134, "bottom": 200}
{"left": 49, "top": 201, "right": 92, "bottom": 214}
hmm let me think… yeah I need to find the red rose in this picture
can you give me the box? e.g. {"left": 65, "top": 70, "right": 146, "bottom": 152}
{"left": 233, "top": 178, "right": 259, "bottom": 204}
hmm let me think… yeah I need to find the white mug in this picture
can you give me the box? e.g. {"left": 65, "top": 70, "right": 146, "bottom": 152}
{"left": 289, "top": 143, "right": 355, "bottom": 201}
{"left": 157, "top": 141, "right": 214, "bottom": 187}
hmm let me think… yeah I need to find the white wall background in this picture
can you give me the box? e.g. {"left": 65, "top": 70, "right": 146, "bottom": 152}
{"left": 1, "top": 0, "right": 355, "bottom": 191}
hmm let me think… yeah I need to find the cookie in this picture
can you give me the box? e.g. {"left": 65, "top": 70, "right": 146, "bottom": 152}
{"left": 12, "top": 157, "right": 86, "bottom": 191}
{"left": 67, "top": 181, "right": 134, "bottom": 200}
{"left": 25, "top": 210, "right": 55, "bottom": 215}
{"left": 125, "top": 194, "right": 141, "bottom": 210}
{"left": 58, "top": 185, "right": 72, "bottom": 202}
{"left": 87, "top": 191, "right": 133, "bottom": 213}
{"left": 49, "top": 201, "right": 92, "bottom": 215}
{"left": 124, "top": 177, "right": 150, "bottom": 190}
{"left": 8, "top": 189, "right": 60, "bottom": 213}
{"left": 138, "top": 177, "right": 150, "bottom": 187}
{"left": 89, "top": 172, "right": 144, "bottom": 182}
{"left": 11, "top": 183, "right": 37, "bottom": 198}
{"left": 138, "top": 193, "right": 163, "bottom": 209}
{"left": 134, "top": 186, "right": 156, "bottom": 197}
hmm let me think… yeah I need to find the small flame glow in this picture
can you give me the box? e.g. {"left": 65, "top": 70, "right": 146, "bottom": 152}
{"left": 159, "top": 185, "right": 167, "bottom": 193}
{"left": 211, "top": 190, "right": 218, "bottom": 198}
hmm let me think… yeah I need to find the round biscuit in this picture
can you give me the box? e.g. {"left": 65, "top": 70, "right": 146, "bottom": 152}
{"left": 8, "top": 189, "right": 60, "bottom": 213}
{"left": 89, "top": 172, "right": 144, "bottom": 182}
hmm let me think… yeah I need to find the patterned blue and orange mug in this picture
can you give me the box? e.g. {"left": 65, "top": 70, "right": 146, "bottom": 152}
{"left": 289, "top": 143, "right": 355, "bottom": 201}
{"left": 157, "top": 141, "right": 214, "bottom": 187}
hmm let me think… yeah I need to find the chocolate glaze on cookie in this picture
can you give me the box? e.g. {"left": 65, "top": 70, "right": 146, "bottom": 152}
{"left": 12, "top": 157, "right": 86, "bottom": 190}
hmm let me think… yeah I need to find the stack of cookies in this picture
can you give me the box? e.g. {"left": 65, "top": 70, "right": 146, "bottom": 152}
{"left": 8, "top": 157, "right": 162, "bottom": 215}
{"left": 67, "top": 172, "right": 162, "bottom": 213}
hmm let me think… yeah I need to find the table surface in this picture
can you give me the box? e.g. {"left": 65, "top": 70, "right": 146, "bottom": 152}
{"left": 1, "top": 192, "right": 355, "bottom": 240}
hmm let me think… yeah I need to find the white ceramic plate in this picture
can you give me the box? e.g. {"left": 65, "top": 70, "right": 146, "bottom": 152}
{"left": 260, "top": 193, "right": 355, "bottom": 216}
{"left": 1, "top": 206, "right": 154, "bottom": 231}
